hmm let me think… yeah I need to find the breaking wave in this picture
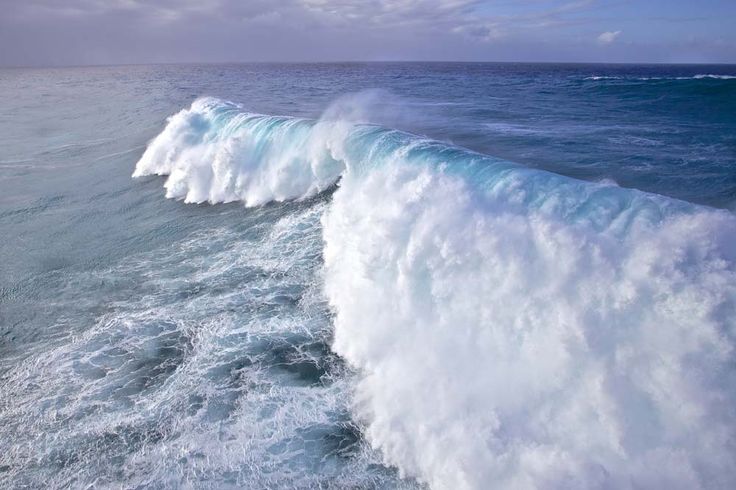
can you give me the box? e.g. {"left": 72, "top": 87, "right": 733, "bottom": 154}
{"left": 134, "top": 97, "right": 736, "bottom": 489}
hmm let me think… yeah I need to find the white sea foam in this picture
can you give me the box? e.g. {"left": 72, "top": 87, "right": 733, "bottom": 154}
{"left": 585, "top": 74, "right": 736, "bottom": 81}
{"left": 323, "top": 163, "right": 736, "bottom": 489}
{"left": 692, "top": 74, "right": 736, "bottom": 80}
{"left": 584, "top": 76, "right": 623, "bottom": 81}
{"left": 0, "top": 202, "right": 406, "bottom": 488}
{"left": 135, "top": 96, "right": 736, "bottom": 489}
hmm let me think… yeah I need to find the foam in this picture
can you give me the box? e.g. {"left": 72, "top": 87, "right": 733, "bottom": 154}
{"left": 693, "top": 74, "right": 736, "bottom": 80}
{"left": 133, "top": 97, "right": 345, "bottom": 206}
{"left": 323, "top": 163, "right": 736, "bottom": 489}
{"left": 585, "top": 74, "right": 736, "bottom": 81}
{"left": 0, "top": 203, "right": 402, "bottom": 488}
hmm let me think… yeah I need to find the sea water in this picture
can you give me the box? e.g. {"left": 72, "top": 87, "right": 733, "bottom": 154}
{"left": 1, "top": 63, "right": 736, "bottom": 489}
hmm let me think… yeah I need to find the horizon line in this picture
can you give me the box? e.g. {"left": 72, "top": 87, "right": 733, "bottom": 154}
{"left": 2, "top": 60, "right": 736, "bottom": 70}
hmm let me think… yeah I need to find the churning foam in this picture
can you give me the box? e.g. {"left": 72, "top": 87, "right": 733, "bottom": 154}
{"left": 133, "top": 98, "right": 345, "bottom": 206}
{"left": 135, "top": 97, "right": 736, "bottom": 489}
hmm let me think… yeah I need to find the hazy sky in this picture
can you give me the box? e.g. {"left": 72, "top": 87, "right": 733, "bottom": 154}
{"left": 1, "top": 0, "right": 734, "bottom": 66}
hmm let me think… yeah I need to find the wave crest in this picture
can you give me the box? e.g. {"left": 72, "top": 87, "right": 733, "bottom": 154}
{"left": 133, "top": 97, "right": 345, "bottom": 206}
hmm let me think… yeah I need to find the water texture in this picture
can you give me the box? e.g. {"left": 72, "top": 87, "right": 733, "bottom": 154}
{"left": 1, "top": 63, "right": 735, "bottom": 489}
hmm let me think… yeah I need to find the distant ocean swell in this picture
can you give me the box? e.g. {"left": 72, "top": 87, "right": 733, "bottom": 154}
{"left": 134, "top": 97, "right": 736, "bottom": 489}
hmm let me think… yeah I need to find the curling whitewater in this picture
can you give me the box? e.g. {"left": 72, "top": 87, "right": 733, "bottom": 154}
{"left": 135, "top": 97, "right": 736, "bottom": 489}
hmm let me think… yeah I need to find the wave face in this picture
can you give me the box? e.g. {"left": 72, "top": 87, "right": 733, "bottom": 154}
{"left": 135, "top": 97, "right": 736, "bottom": 489}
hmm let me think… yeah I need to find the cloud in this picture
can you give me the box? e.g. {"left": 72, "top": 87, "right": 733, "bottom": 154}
{"left": 0, "top": 0, "right": 596, "bottom": 64}
{"left": 0, "top": 1, "right": 734, "bottom": 65}
{"left": 597, "top": 30, "right": 621, "bottom": 45}
{"left": 453, "top": 23, "right": 505, "bottom": 42}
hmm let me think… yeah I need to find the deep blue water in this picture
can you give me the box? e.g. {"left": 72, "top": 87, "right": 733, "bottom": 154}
{"left": 1, "top": 63, "right": 736, "bottom": 489}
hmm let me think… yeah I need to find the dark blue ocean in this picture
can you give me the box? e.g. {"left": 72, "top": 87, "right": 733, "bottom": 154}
{"left": 1, "top": 63, "right": 736, "bottom": 489}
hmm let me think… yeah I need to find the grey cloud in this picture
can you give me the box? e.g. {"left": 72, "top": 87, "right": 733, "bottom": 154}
{"left": 0, "top": 0, "right": 734, "bottom": 65}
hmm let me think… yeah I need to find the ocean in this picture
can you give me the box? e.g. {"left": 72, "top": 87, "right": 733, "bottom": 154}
{"left": 1, "top": 63, "right": 735, "bottom": 488}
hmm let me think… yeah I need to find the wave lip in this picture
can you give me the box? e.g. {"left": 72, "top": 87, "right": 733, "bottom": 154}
{"left": 136, "top": 96, "right": 736, "bottom": 490}
{"left": 134, "top": 97, "right": 690, "bottom": 233}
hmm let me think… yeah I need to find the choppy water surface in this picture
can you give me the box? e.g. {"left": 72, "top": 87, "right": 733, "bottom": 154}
{"left": 1, "top": 63, "right": 736, "bottom": 489}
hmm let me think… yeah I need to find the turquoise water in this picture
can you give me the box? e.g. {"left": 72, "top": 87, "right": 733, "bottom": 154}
{"left": 1, "top": 63, "right": 736, "bottom": 489}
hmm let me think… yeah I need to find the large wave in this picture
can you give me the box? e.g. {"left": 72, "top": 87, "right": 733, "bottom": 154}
{"left": 134, "top": 97, "right": 736, "bottom": 489}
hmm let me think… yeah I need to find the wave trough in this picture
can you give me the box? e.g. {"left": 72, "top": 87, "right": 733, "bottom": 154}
{"left": 135, "top": 97, "right": 736, "bottom": 489}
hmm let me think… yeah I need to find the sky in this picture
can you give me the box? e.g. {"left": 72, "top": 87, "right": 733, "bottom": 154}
{"left": 0, "top": 0, "right": 734, "bottom": 66}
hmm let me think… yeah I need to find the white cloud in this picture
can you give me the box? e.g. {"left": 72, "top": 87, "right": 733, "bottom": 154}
{"left": 597, "top": 30, "right": 622, "bottom": 45}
